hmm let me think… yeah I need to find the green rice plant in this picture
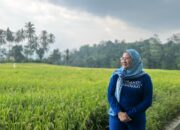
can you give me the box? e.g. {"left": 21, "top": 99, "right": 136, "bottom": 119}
{"left": 0, "top": 63, "right": 179, "bottom": 130}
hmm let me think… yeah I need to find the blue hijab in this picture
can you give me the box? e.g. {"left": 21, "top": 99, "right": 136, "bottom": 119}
{"left": 113, "top": 49, "right": 145, "bottom": 103}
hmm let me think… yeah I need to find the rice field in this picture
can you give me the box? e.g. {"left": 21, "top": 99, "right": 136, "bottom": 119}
{"left": 0, "top": 63, "right": 179, "bottom": 130}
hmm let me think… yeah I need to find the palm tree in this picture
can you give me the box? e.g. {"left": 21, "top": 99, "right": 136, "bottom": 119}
{"left": 40, "top": 30, "right": 49, "bottom": 51}
{"left": 6, "top": 27, "right": 14, "bottom": 60}
{"left": 64, "top": 49, "right": 70, "bottom": 64}
{"left": 25, "top": 22, "right": 35, "bottom": 41}
{"left": 24, "top": 22, "right": 36, "bottom": 59}
{"left": 15, "top": 28, "right": 25, "bottom": 44}
{"left": 48, "top": 33, "right": 55, "bottom": 44}
{"left": 0, "top": 29, "right": 6, "bottom": 46}
{"left": 0, "top": 29, "right": 6, "bottom": 60}
{"left": 37, "top": 30, "right": 55, "bottom": 60}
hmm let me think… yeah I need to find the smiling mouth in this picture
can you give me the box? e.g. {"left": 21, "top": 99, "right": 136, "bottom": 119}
{"left": 122, "top": 62, "right": 129, "bottom": 67}
{"left": 122, "top": 62, "right": 128, "bottom": 65}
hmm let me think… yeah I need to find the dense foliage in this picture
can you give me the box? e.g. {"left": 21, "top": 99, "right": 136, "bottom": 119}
{"left": 66, "top": 38, "right": 180, "bottom": 69}
{"left": 1, "top": 23, "right": 180, "bottom": 69}
{"left": 0, "top": 63, "right": 179, "bottom": 130}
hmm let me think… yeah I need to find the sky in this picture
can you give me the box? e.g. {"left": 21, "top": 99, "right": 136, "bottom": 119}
{"left": 1, "top": 0, "right": 180, "bottom": 51}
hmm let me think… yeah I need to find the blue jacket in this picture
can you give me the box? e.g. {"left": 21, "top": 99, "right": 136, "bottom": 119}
{"left": 107, "top": 73, "right": 153, "bottom": 119}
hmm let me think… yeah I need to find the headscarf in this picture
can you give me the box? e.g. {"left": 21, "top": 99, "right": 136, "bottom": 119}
{"left": 113, "top": 49, "right": 146, "bottom": 103}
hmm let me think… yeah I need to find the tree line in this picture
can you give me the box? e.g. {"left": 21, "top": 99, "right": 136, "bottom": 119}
{"left": 1, "top": 22, "right": 180, "bottom": 69}
{"left": 0, "top": 22, "right": 55, "bottom": 62}
{"left": 66, "top": 36, "right": 180, "bottom": 69}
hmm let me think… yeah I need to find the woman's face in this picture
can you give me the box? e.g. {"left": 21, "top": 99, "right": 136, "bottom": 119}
{"left": 120, "top": 52, "right": 132, "bottom": 69}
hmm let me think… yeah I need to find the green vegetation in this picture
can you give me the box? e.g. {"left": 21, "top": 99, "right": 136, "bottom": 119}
{"left": 0, "top": 63, "right": 179, "bottom": 130}
{"left": 1, "top": 24, "right": 180, "bottom": 70}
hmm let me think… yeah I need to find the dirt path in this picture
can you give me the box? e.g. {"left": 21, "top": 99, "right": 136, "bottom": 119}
{"left": 165, "top": 116, "right": 180, "bottom": 130}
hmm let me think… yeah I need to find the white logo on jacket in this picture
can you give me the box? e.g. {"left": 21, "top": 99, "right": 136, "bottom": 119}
{"left": 123, "top": 80, "right": 142, "bottom": 88}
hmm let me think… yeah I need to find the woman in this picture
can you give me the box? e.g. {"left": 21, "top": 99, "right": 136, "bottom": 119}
{"left": 107, "top": 49, "right": 153, "bottom": 130}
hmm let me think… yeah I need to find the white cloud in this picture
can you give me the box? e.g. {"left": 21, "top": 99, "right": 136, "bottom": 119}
{"left": 0, "top": 0, "right": 172, "bottom": 52}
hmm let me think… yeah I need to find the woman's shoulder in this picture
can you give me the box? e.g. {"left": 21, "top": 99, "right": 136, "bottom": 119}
{"left": 132, "top": 72, "right": 152, "bottom": 81}
{"left": 141, "top": 73, "right": 152, "bottom": 82}
{"left": 143, "top": 73, "right": 151, "bottom": 78}
{"left": 110, "top": 70, "right": 119, "bottom": 79}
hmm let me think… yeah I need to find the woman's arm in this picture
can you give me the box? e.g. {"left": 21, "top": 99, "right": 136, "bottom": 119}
{"left": 107, "top": 75, "right": 122, "bottom": 114}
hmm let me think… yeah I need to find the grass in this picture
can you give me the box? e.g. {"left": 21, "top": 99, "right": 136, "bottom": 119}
{"left": 0, "top": 63, "right": 179, "bottom": 130}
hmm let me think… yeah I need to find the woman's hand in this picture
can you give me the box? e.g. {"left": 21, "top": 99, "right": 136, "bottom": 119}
{"left": 118, "top": 112, "right": 132, "bottom": 122}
